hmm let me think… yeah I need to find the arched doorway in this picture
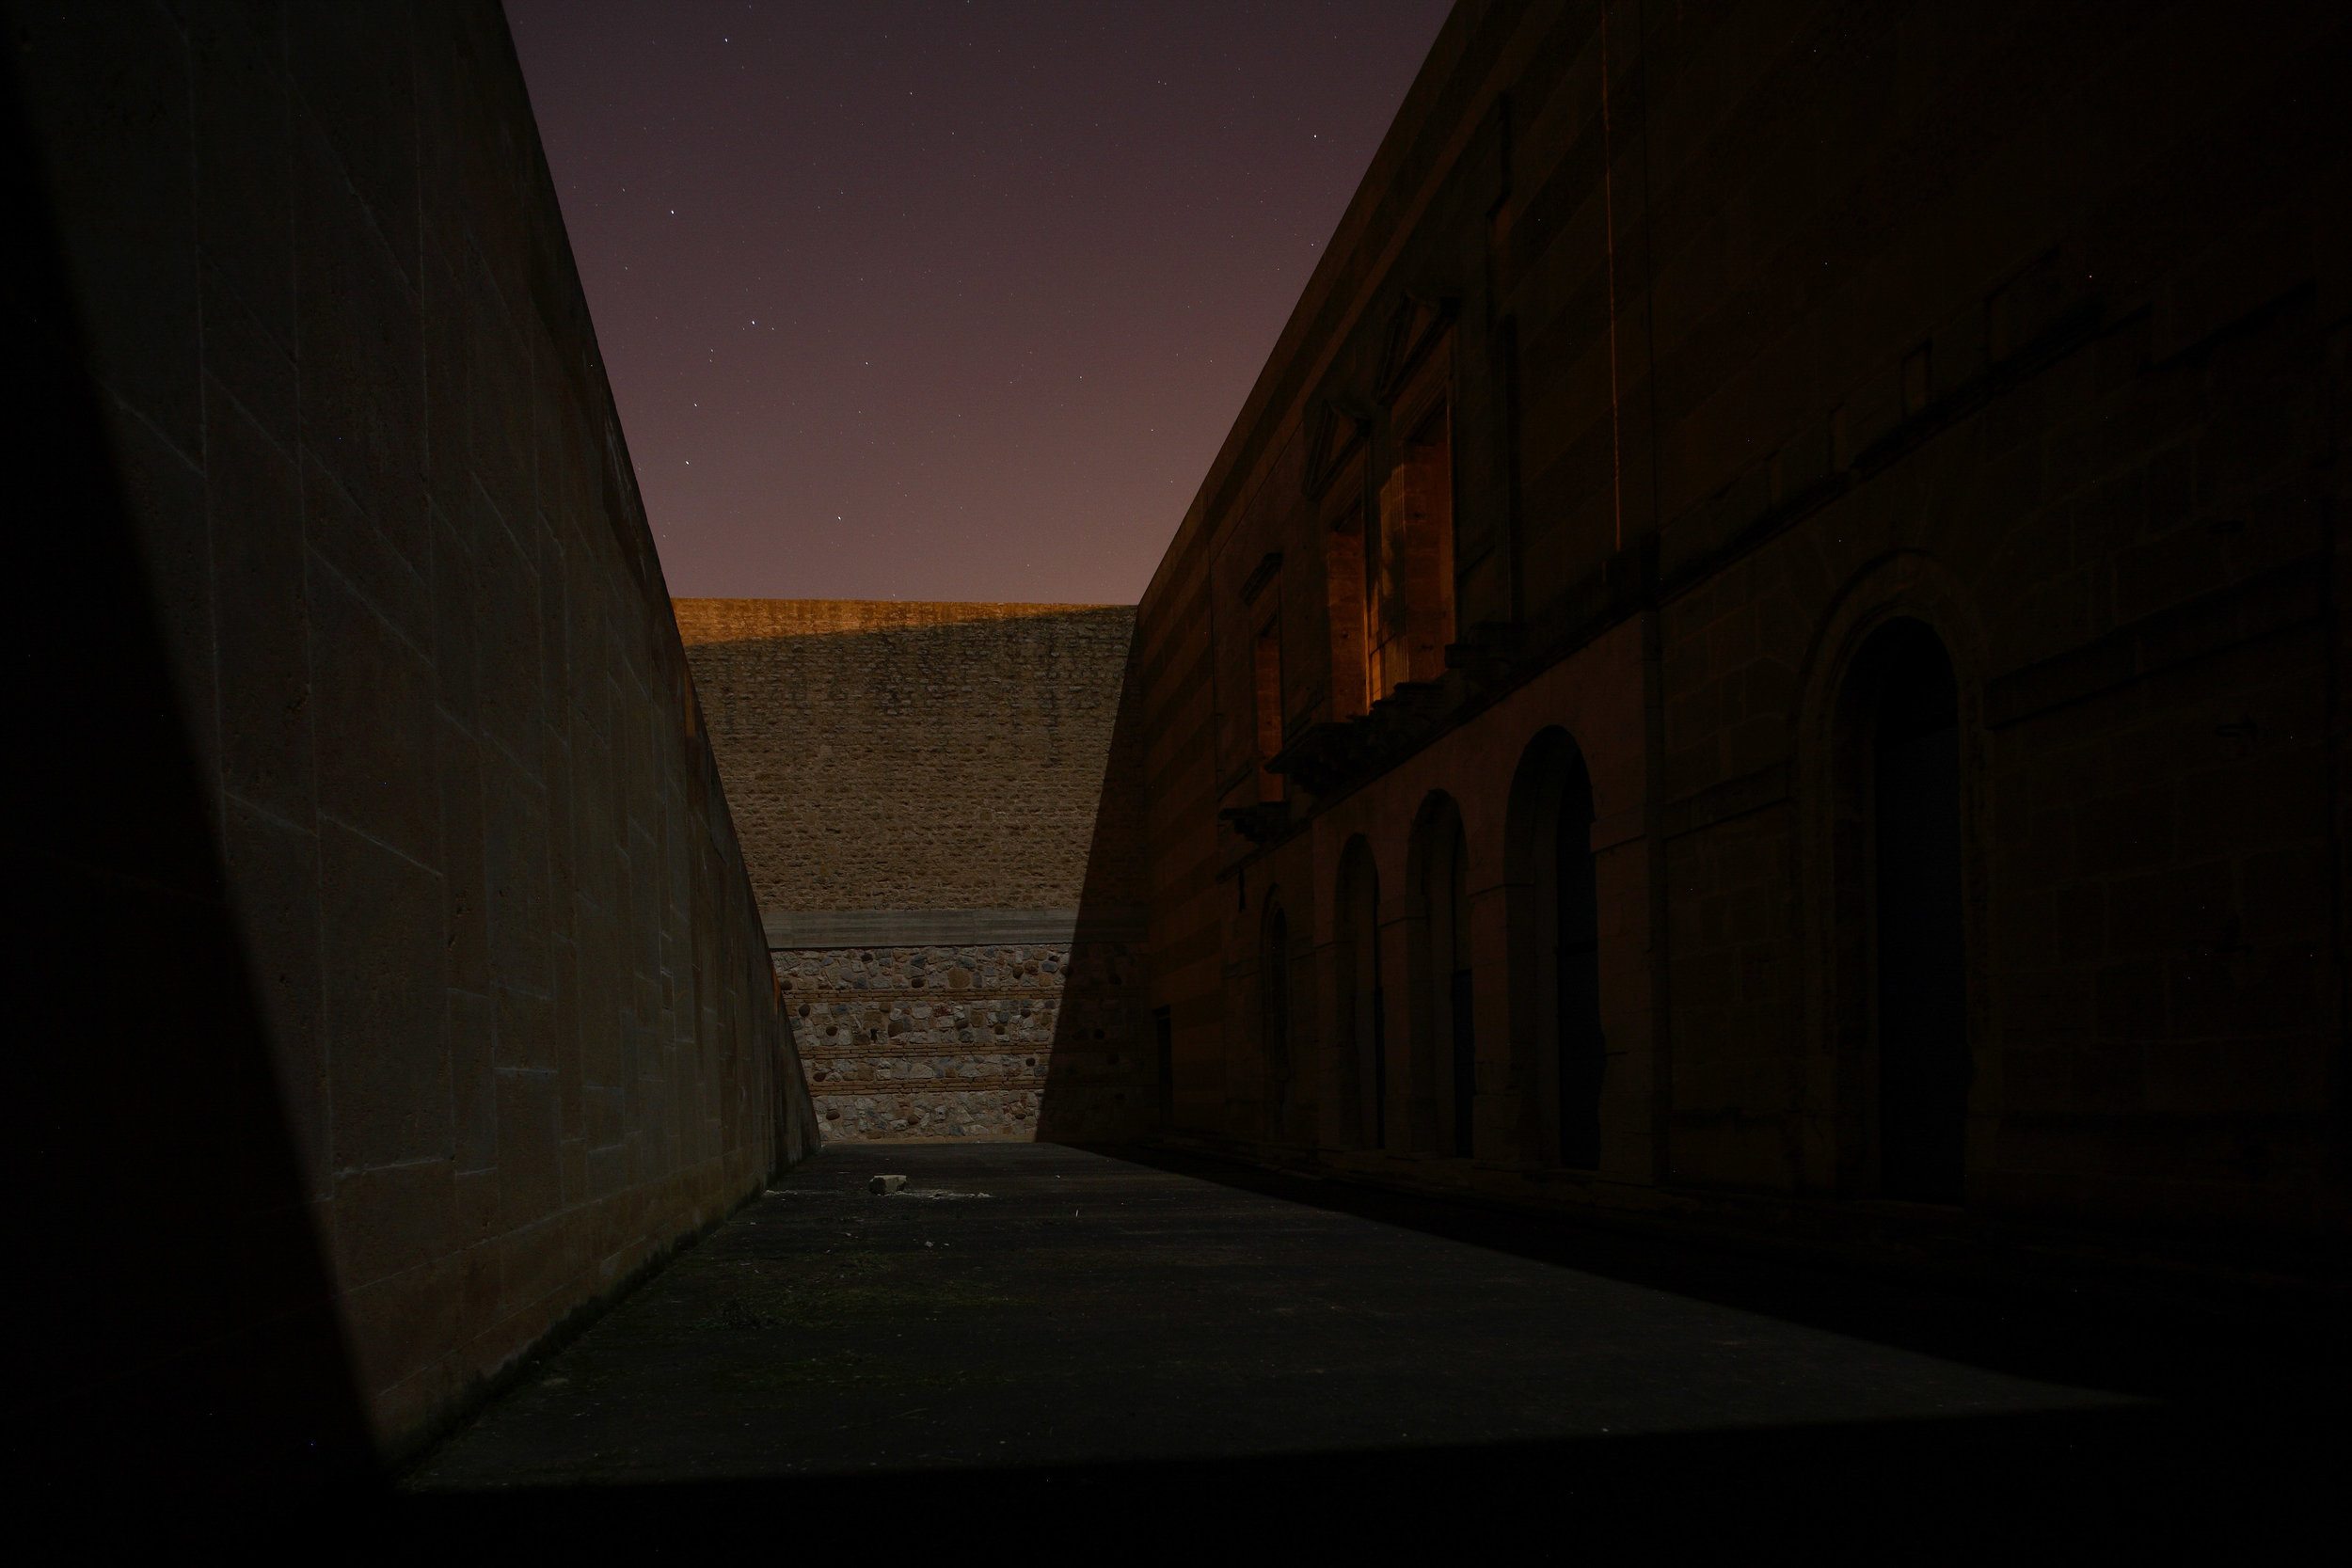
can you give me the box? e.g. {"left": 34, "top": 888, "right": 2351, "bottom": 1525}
{"left": 1847, "top": 619, "right": 1967, "bottom": 1201}
{"left": 1261, "top": 892, "right": 1293, "bottom": 1144}
{"left": 1336, "top": 837, "right": 1384, "bottom": 1149}
{"left": 1556, "top": 768, "right": 1604, "bottom": 1168}
{"left": 1506, "top": 728, "right": 1604, "bottom": 1168}
{"left": 1411, "top": 797, "right": 1475, "bottom": 1158}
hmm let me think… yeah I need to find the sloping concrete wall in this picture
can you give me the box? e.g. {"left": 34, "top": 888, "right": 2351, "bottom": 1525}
{"left": 8, "top": 0, "right": 817, "bottom": 1457}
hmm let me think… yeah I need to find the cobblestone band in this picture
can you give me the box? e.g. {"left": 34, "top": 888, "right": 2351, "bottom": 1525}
{"left": 775, "top": 942, "right": 1144, "bottom": 1141}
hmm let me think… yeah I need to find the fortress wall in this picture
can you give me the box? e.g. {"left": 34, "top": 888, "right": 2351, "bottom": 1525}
{"left": 8, "top": 0, "right": 815, "bottom": 1459}
{"left": 677, "top": 600, "right": 1152, "bottom": 1140}
{"left": 673, "top": 599, "right": 1139, "bottom": 911}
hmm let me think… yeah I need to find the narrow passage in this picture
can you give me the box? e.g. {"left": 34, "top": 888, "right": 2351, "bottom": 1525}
{"left": 411, "top": 1144, "right": 2126, "bottom": 1487}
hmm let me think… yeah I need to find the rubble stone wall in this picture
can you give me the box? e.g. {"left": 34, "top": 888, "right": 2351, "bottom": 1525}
{"left": 778, "top": 941, "right": 1149, "bottom": 1140}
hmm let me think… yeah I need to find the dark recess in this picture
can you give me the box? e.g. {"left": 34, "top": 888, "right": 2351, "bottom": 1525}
{"left": 0, "top": 62, "right": 376, "bottom": 1513}
{"left": 1870, "top": 622, "right": 1968, "bottom": 1204}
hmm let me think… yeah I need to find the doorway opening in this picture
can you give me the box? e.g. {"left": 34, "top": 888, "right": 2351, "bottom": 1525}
{"left": 1843, "top": 619, "right": 1968, "bottom": 1202}
{"left": 1261, "top": 894, "right": 1294, "bottom": 1144}
{"left": 1507, "top": 728, "right": 1605, "bottom": 1168}
{"left": 1554, "top": 762, "right": 1604, "bottom": 1168}
{"left": 1416, "top": 800, "right": 1474, "bottom": 1158}
{"left": 1337, "top": 837, "right": 1384, "bottom": 1149}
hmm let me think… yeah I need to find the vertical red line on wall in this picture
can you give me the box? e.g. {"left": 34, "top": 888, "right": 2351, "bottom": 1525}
{"left": 1601, "top": 4, "right": 1624, "bottom": 554}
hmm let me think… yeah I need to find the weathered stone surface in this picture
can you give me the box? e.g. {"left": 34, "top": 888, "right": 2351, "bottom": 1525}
{"left": 777, "top": 941, "right": 1145, "bottom": 1140}
{"left": 674, "top": 599, "right": 1136, "bottom": 913}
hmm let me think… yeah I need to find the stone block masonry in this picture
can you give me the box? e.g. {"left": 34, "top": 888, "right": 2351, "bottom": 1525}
{"left": 6, "top": 0, "right": 818, "bottom": 1465}
{"left": 678, "top": 600, "right": 1152, "bottom": 1143}
{"left": 1128, "top": 0, "right": 2349, "bottom": 1289}
{"left": 674, "top": 599, "right": 1137, "bottom": 911}
{"left": 787, "top": 943, "right": 1062, "bottom": 1138}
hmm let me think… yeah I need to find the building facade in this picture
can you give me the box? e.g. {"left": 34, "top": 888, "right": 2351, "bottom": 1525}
{"left": 1136, "top": 0, "right": 2349, "bottom": 1278}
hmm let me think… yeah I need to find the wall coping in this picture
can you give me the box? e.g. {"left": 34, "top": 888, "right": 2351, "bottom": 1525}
{"left": 764, "top": 908, "right": 1147, "bottom": 950}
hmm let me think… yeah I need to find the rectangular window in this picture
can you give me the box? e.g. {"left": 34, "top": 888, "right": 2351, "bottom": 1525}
{"left": 1369, "top": 399, "right": 1455, "bottom": 701}
{"left": 1405, "top": 402, "right": 1456, "bottom": 683}
{"left": 1324, "top": 480, "right": 1372, "bottom": 719}
{"left": 1253, "top": 610, "right": 1285, "bottom": 801}
{"left": 1367, "top": 473, "right": 1406, "bottom": 701}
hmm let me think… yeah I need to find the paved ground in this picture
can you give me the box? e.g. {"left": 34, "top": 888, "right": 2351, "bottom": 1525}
{"left": 398, "top": 1142, "right": 2343, "bottom": 1552}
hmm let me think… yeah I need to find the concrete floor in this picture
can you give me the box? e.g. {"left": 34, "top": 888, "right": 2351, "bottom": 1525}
{"left": 399, "top": 1142, "right": 2343, "bottom": 1551}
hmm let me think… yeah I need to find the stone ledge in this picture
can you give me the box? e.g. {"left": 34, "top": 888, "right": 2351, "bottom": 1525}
{"left": 764, "top": 907, "right": 1147, "bottom": 948}
{"left": 787, "top": 984, "right": 1064, "bottom": 999}
{"left": 803, "top": 1043, "right": 1052, "bottom": 1060}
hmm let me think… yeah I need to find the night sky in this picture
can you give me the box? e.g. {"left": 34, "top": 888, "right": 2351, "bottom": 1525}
{"left": 503, "top": 0, "right": 1454, "bottom": 604}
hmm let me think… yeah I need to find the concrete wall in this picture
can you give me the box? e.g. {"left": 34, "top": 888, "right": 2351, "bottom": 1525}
{"left": 677, "top": 600, "right": 1152, "bottom": 1141}
{"left": 8, "top": 0, "right": 816, "bottom": 1458}
{"left": 1136, "top": 0, "right": 2348, "bottom": 1281}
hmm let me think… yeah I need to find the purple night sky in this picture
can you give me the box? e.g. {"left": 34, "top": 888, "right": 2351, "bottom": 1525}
{"left": 502, "top": 0, "right": 1454, "bottom": 604}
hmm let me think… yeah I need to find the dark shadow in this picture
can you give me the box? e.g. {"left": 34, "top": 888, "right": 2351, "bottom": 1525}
{"left": 1035, "top": 610, "right": 1152, "bottom": 1142}
{"left": 1333, "top": 836, "right": 1381, "bottom": 1149}
{"left": 0, "top": 59, "right": 374, "bottom": 1516}
{"left": 1076, "top": 1144, "right": 2348, "bottom": 1412}
{"left": 1259, "top": 891, "right": 1294, "bottom": 1142}
{"left": 379, "top": 1142, "right": 2341, "bottom": 1551}
{"left": 1406, "top": 793, "right": 1472, "bottom": 1156}
{"left": 387, "top": 1401, "right": 2338, "bottom": 1554}
{"left": 1831, "top": 617, "right": 1972, "bottom": 1200}
{"left": 1868, "top": 623, "right": 1967, "bottom": 1202}
{"left": 385, "top": 1144, "right": 2338, "bottom": 1550}
{"left": 1504, "top": 726, "right": 1603, "bottom": 1168}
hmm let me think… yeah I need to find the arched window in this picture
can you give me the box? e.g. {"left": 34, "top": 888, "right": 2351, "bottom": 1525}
{"left": 1336, "top": 837, "right": 1384, "bottom": 1149}
{"left": 1838, "top": 619, "right": 1968, "bottom": 1201}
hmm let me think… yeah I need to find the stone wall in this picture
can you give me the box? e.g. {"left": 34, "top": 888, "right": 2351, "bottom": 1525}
{"left": 782, "top": 942, "right": 1108, "bottom": 1137}
{"left": 6, "top": 0, "right": 817, "bottom": 1462}
{"left": 678, "top": 600, "right": 1152, "bottom": 1140}
{"left": 777, "top": 934, "right": 1149, "bottom": 1142}
{"left": 674, "top": 599, "right": 1137, "bottom": 911}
